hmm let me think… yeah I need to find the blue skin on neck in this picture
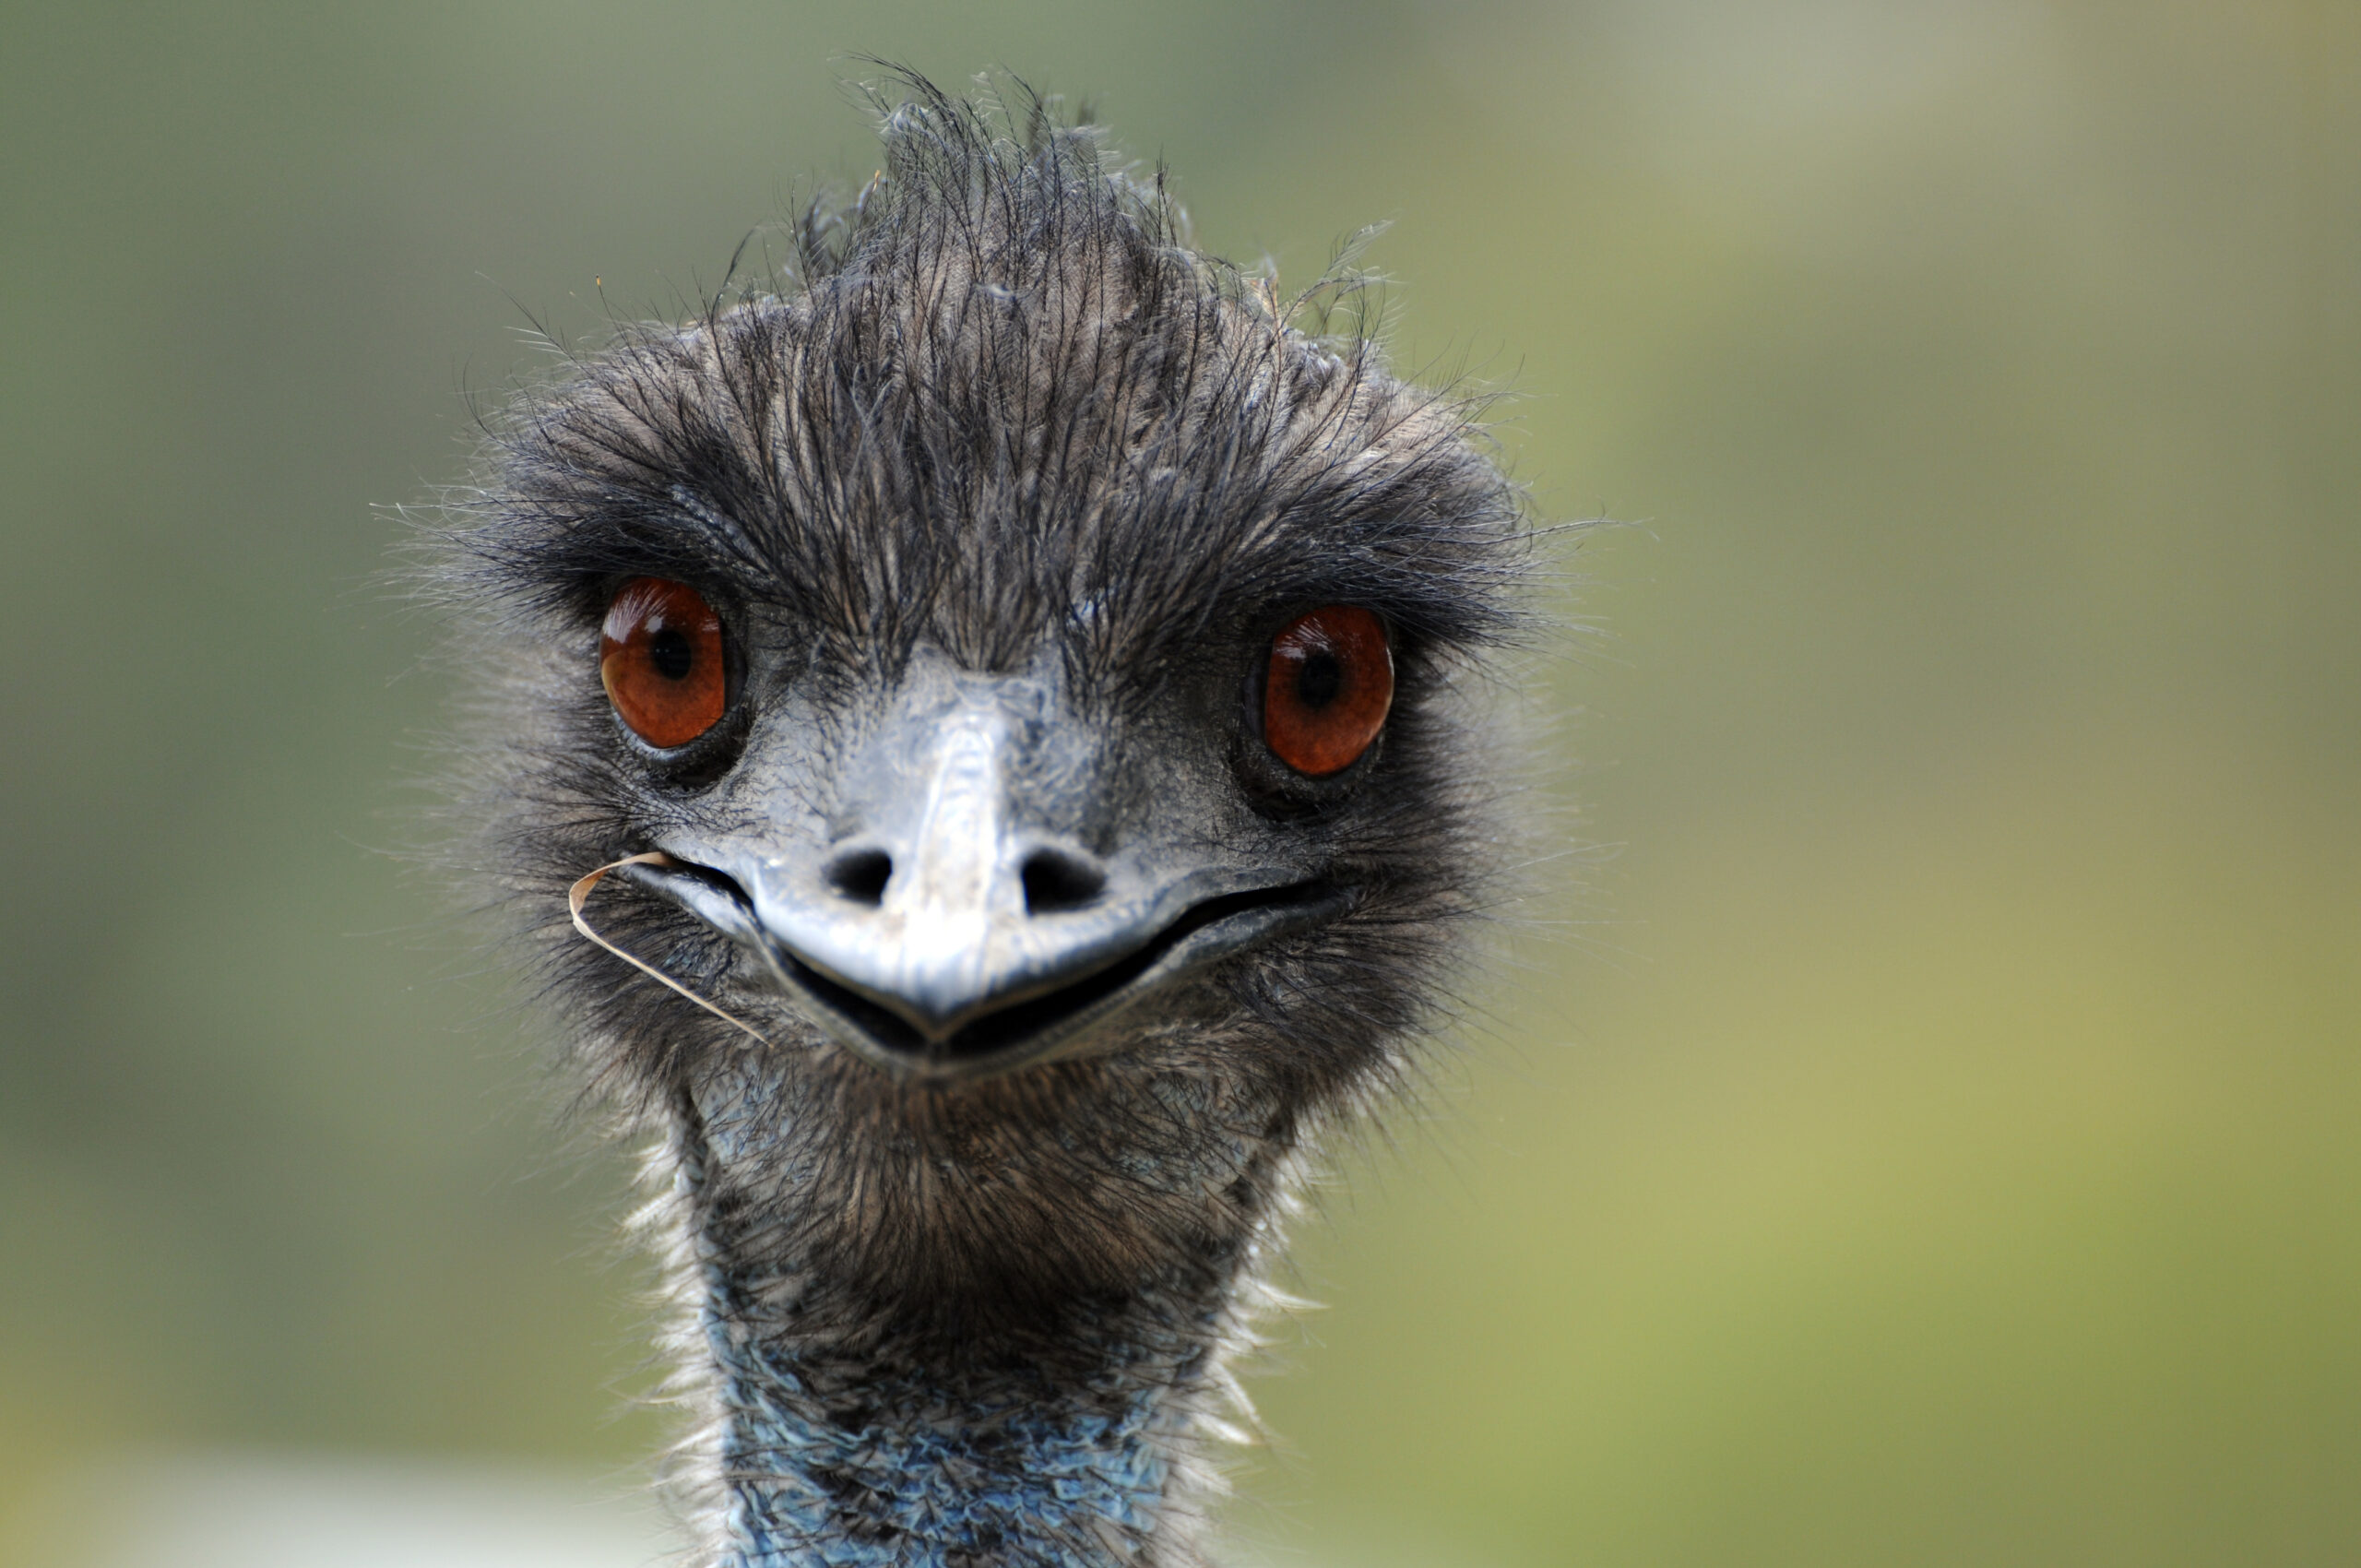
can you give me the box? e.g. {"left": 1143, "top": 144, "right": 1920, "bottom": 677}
{"left": 690, "top": 1083, "right": 1202, "bottom": 1566}
{"left": 706, "top": 1296, "right": 1176, "bottom": 1567}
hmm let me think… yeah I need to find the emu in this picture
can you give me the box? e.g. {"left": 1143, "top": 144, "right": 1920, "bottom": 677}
{"left": 430, "top": 76, "right": 1529, "bottom": 1568}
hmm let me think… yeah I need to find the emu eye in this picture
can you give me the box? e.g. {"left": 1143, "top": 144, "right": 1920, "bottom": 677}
{"left": 1262, "top": 605, "right": 1393, "bottom": 778}
{"left": 600, "top": 576, "right": 726, "bottom": 747}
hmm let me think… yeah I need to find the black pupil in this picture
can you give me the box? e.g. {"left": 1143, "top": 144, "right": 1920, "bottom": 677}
{"left": 647, "top": 627, "right": 694, "bottom": 681}
{"left": 1294, "top": 651, "right": 1342, "bottom": 709}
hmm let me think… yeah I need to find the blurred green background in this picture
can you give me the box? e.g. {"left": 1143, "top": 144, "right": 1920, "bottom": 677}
{"left": 4, "top": 1, "right": 2356, "bottom": 1563}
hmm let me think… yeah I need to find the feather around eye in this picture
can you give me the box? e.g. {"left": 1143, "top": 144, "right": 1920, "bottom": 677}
{"left": 599, "top": 576, "right": 726, "bottom": 746}
{"left": 1262, "top": 606, "right": 1393, "bottom": 777}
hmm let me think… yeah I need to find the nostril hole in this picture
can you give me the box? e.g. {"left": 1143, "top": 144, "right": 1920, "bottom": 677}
{"left": 824, "top": 849, "right": 893, "bottom": 907}
{"left": 1021, "top": 849, "right": 1106, "bottom": 915}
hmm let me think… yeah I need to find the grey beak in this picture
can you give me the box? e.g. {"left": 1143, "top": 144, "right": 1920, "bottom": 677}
{"left": 636, "top": 672, "right": 1342, "bottom": 1082}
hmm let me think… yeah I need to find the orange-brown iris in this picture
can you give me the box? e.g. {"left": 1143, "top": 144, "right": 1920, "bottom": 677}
{"left": 600, "top": 577, "right": 726, "bottom": 747}
{"left": 1262, "top": 605, "right": 1393, "bottom": 778}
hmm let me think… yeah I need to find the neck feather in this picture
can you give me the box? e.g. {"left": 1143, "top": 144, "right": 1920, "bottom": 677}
{"left": 645, "top": 1087, "right": 1261, "bottom": 1568}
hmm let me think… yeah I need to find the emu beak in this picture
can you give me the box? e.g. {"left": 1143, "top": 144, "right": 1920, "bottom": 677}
{"left": 630, "top": 671, "right": 1342, "bottom": 1083}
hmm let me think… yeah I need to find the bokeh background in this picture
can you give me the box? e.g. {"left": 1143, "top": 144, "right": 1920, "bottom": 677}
{"left": 5, "top": 2, "right": 2357, "bottom": 1563}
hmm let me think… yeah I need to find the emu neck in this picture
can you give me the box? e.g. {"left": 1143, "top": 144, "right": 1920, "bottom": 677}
{"left": 699, "top": 1281, "right": 1202, "bottom": 1567}
{"left": 665, "top": 1089, "right": 1240, "bottom": 1568}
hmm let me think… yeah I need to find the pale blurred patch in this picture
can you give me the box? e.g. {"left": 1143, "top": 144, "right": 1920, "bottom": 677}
{"left": 8, "top": 1454, "right": 679, "bottom": 1568}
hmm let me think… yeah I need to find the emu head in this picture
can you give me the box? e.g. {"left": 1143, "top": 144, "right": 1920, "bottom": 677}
{"left": 437, "top": 85, "right": 1526, "bottom": 1347}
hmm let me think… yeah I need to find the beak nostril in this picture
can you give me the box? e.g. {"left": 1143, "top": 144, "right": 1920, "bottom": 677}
{"left": 1021, "top": 848, "right": 1106, "bottom": 915}
{"left": 824, "top": 848, "right": 894, "bottom": 907}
